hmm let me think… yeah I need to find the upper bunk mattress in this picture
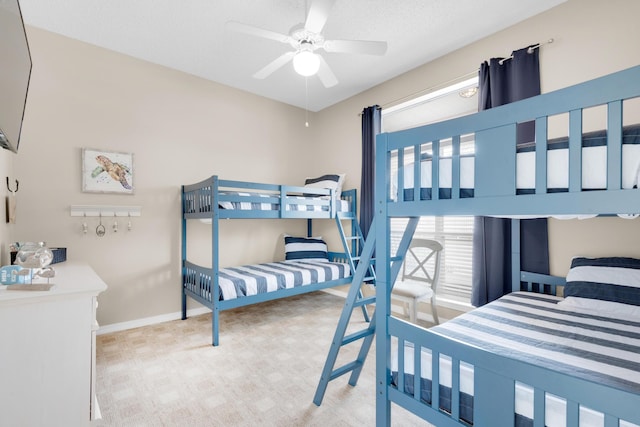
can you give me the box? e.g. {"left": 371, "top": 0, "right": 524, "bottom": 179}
{"left": 218, "top": 191, "right": 352, "bottom": 212}
{"left": 395, "top": 124, "right": 640, "bottom": 200}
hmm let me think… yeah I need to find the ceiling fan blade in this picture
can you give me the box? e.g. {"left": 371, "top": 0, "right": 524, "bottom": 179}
{"left": 226, "top": 21, "right": 291, "bottom": 44}
{"left": 316, "top": 55, "right": 338, "bottom": 88}
{"left": 323, "top": 39, "right": 388, "bottom": 56}
{"left": 253, "top": 51, "right": 296, "bottom": 79}
{"left": 304, "top": 0, "right": 336, "bottom": 34}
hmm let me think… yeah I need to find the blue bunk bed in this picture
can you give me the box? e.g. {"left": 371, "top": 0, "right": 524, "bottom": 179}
{"left": 181, "top": 175, "right": 358, "bottom": 346}
{"left": 374, "top": 65, "right": 640, "bottom": 426}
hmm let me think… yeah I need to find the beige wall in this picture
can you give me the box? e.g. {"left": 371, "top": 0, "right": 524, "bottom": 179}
{"left": 313, "top": 0, "right": 640, "bottom": 277}
{"left": 10, "top": 27, "right": 319, "bottom": 325}
{"left": 4, "top": 0, "right": 640, "bottom": 326}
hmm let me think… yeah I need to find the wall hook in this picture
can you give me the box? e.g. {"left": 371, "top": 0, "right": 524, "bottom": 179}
{"left": 6, "top": 177, "right": 18, "bottom": 193}
{"left": 82, "top": 213, "right": 88, "bottom": 234}
{"left": 96, "top": 213, "right": 106, "bottom": 237}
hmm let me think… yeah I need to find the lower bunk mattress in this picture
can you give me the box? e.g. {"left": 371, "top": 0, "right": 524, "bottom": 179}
{"left": 188, "top": 260, "right": 351, "bottom": 301}
{"left": 391, "top": 292, "right": 640, "bottom": 427}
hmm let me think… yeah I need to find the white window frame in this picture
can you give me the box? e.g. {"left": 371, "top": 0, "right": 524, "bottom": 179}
{"left": 382, "top": 76, "right": 479, "bottom": 312}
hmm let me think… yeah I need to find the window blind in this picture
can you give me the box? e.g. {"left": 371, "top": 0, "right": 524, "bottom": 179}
{"left": 390, "top": 216, "right": 473, "bottom": 303}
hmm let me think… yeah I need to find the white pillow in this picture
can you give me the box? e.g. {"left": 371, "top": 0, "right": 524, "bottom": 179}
{"left": 304, "top": 174, "right": 346, "bottom": 199}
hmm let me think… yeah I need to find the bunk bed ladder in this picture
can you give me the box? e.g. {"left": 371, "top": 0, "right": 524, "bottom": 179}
{"left": 313, "top": 217, "right": 419, "bottom": 406}
{"left": 335, "top": 215, "right": 375, "bottom": 322}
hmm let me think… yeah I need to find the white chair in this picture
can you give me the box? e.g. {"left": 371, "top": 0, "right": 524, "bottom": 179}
{"left": 392, "top": 238, "right": 443, "bottom": 324}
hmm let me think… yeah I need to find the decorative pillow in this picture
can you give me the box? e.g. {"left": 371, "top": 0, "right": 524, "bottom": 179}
{"left": 304, "top": 174, "right": 346, "bottom": 199}
{"left": 564, "top": 257, "right": 640, "bottom": 306}
{"left": 284, "top": 236, "right": 328, "bottom": 261}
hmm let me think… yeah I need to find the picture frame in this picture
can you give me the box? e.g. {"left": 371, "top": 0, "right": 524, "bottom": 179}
{"left": 82, "top": 148, "right": 134, "bottom": 194}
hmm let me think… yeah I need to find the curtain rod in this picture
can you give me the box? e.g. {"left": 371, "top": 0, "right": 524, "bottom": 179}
{"left": 374, "top": 38, "right": 554, "bottom": 113}
{"left": 498, "top": 38, "right": 554, "bottom": 65}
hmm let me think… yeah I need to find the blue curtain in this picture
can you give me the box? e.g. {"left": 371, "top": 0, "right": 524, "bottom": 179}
{"left": 360, "top": 105, "right": 381, "bottom": 239}
{"left": 471, "top": 46, "right": 549, "bottom": 307}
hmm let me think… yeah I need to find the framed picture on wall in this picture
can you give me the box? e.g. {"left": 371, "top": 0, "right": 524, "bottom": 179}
{"left": 82, "top": 148, "right": 134, "bottom": 194}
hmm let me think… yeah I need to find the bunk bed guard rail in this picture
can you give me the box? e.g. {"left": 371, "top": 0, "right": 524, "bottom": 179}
{"left": 379, "top": 65, "right": 640, "bottom": 218}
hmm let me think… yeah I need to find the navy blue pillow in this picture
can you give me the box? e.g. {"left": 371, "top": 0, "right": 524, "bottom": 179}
{"left": 284, "top": 236, "right": 328, "bottom": 261}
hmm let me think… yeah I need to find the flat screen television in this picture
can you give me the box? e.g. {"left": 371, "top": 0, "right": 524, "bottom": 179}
{"left": 0, "top": 0, "right": 32, "bottom": 153}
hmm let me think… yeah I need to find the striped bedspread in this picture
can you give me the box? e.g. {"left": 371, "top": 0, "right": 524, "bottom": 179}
{"left": 218, "top": 192, "right": 351, "bottom": 212}
{"left": 218, "top": 260, "right": 351, "bottom": 301}
{"left": 392, "top": 292, "right": 640, "bottom": 426}
{"left": 431, "top": 292, "right": 640, "bottom": 395}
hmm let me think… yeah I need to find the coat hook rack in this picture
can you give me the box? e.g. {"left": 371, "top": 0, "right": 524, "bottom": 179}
{"left": 70, "top": 205, "right": 141, "bottom": 218}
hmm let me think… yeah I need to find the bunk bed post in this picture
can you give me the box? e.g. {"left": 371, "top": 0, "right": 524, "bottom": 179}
{"left": 511, "top": 219, "right": 521, "bottom": 292}
{"left": 181, "top": 185, "right": 187, "bottom": 320}
{"left": 375, "top": 133, "right": 392, "bottom": 426}
{"left": 351, "top": 189, "right": 358, "bottom": 256}
{"left": 211, "top": 176, "right": 220, "bottom": 346}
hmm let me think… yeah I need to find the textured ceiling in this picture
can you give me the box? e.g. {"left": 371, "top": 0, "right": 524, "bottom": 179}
{"left": 19, "top": 0, "right": 566, "bottom": 112}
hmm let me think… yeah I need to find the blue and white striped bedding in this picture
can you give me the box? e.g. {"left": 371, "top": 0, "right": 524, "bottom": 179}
{"left": 217, "top": 260, "right": 351, "bottom": 301}
{"left": 218, "top": 191, "right": 351, "bottom": 212}
{"left": 392, "top": 292, "right": 640, "bottom": 427}
{"left": 395, "top": 124, "right": 640, "bottom": 200}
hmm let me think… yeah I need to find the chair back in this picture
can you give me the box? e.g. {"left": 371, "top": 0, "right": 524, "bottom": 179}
{"left": 401, "top": 239, "right": 443, "bottom": 292}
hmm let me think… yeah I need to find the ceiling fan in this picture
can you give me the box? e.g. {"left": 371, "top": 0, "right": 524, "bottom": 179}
{"left": 226, "top": 0, "right": 388, "bottom": 88}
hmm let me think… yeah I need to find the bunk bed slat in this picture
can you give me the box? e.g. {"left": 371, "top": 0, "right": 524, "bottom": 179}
{"left": 533, "top": 387, "right": 545, "bottom": 427}
{"left": 535, "top": 116, "right": 548, "bottom": 194}
{"left": 413, "top": 342, "right": 421, "bottom": 401}
{"left": 432, "top": 140, "right": 440, "bottom": 201}
{"left": 604, "top": 414, "right": 618, "bottom": 427}
{"left": 397, "top": 339, "right": 405, "bottom": 394}
{"left": 566, "top": 400, "right": 579, "bottom": 426}
{"left": 412, "top": 146, "right": 420, "bottom": 202}
{"left": 450, "top": 357, "right": 460, "bottom": 421}
{"left": 451, "top": 135, "right": 461, "bottom": 200}
{"left": 568, "top": 109, "right": 583, "bottom": 192}
{"left": 430, "top": 348, "right": 439, "bottom": 410}
{"left": 607, "top": 100, "right": 623, "bottom": 190}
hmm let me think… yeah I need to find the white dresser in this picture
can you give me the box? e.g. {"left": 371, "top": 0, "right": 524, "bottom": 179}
{"left": 0, "top": 262, "right": 107, "bottom": 426}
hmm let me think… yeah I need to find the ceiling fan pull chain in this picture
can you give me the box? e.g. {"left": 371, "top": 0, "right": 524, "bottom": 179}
{"left": 305, "top": 77, "right": 310, "bottom": 127}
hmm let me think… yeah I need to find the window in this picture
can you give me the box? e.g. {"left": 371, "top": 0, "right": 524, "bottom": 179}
{"left": 389, "top": 217, "right": 473, "bottom": 304}
{"left": 382, "top": 76, "right": 478, "bottom": 307}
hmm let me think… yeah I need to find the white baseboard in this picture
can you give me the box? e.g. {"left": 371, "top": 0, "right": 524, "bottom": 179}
{"left": 97, "top": 288, "right": 466, "bottom": 335}
{"left": 97, "top": 307, "right": 210, "bottom": 335}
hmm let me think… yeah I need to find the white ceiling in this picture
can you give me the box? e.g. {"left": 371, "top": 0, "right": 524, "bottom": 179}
{"left": 18, "top": 0, "right": 566, "bottom": 112}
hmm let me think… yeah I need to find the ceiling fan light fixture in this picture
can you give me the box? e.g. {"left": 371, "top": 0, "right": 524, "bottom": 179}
{"left": 293, "top": 50, "right": 320, "bottom": 77}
